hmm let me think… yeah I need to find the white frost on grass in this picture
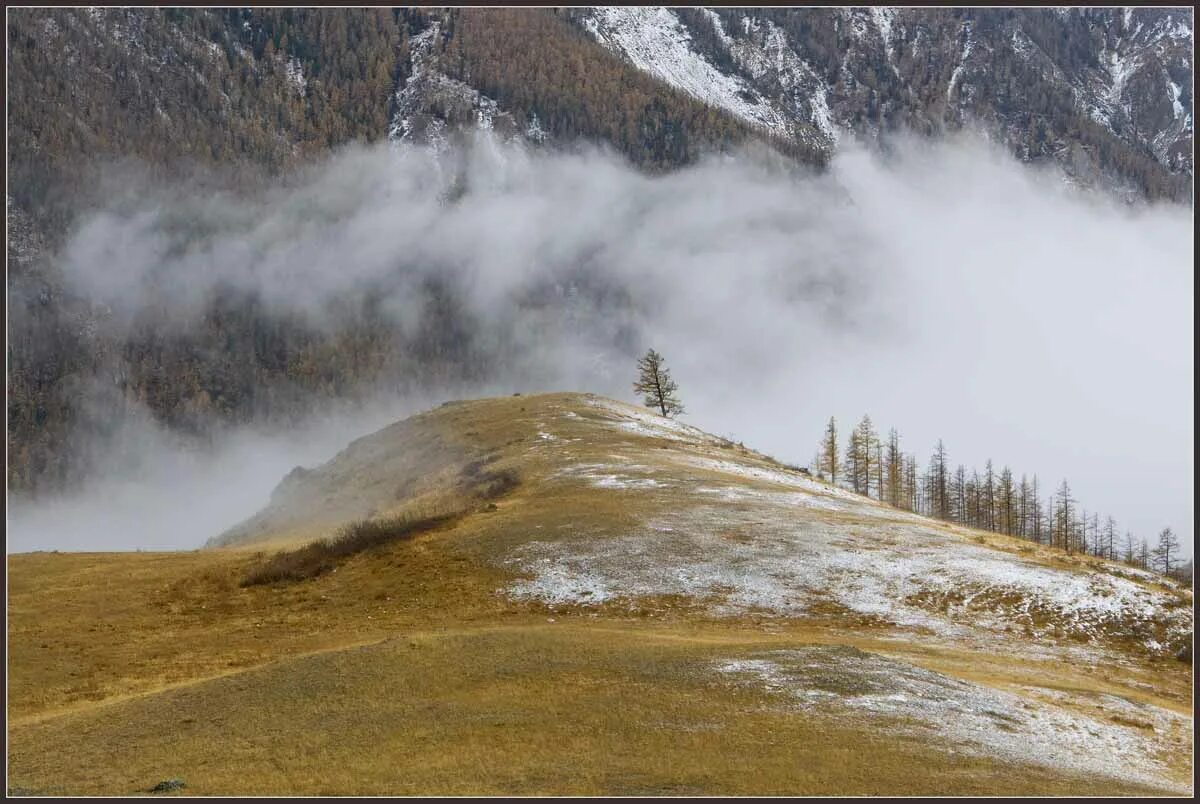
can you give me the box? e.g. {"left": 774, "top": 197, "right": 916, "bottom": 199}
{"left": 592, "top": 475, "right": 667, "bottom": 490}
{"left": 586, "top": 398, "right": 717, "bottom": 446}
{"left": 509, "top": 398, "right": 1190, "bottom": 656}
{"left": 675, "top": 454, "right": 869, "bottom": 507}
{"left": 503, "top": 560, "right": 616, "bottom": 606}
{"left": 552, "top": 462, "right": 670, "bottom": 492}
{"left": 503, "top": 482, "right": 1191, "bottom": 651}
{"left": 693, "top": 485, "right": 848, "bottom": 513}
{"left": 715, "top": 647, "right": 1190, "bottom": 793}
{"left": 678, "top": 454, "right": 816, "bottom": 489}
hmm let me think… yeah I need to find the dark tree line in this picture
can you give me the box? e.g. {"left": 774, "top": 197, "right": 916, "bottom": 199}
{"left": 816, "top": 414, "right": 1187, "bottom": 582}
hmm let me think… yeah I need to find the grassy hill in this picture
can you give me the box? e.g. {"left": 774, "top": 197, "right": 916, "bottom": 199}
{"left": 6, "top": 392, "right": 1193, "bottom": 795}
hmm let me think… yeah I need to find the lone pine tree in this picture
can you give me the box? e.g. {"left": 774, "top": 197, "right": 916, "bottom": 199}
{"left": 633, "top": 348, "right": 684, "bottom": 418}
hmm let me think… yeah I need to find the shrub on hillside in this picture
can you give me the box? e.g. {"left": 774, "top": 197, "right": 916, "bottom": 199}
{"left": 459, "top": 458, "right": 520, "bottom": 500}
{"left": 241, "top": 509, "right": 460, "bottom": 587}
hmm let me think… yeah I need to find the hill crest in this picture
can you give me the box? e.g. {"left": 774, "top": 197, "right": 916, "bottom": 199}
{"left": 7, "top": 391, "right": 1192, "bottom": 795}
{"left": 214, "top": 391, "right": 1191, "bottom": 662}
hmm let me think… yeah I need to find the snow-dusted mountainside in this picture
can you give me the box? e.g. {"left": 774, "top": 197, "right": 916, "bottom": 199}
{"left": 8, "top": 7, "right": 1192, "bottom": 209}
{"left": 5, "top": 7, "right": 1194, "bottom": 497}
{"left": 382, "top": 7, "right": 1194, "bottom": 200}
{"left": 575, "top": 7, "right": 1192, "bottom": 199}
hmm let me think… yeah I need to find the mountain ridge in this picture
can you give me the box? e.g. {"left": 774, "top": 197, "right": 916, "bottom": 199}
{"left": 213, "top": 391, "right": 1191, "bottom": 661}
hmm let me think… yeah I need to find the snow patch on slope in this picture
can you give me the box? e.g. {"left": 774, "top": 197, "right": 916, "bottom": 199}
{"left": 947, "top": 23, "right": 974, "bottom": 101}
{"left": 586, "top": 397, "right": 719, "bottom": 447}
{"left": 284, "top": 57, "right": 306, "bottom": 96}
{"left": 553, "top": 462, "right": 669, "bottom": 491}
{"left": 716, "top": 646, "right": 1191, "bottom": 793}
{"left": 871, "top": 7, "right": 898, "bottom": 70}
{"left": 1104, "top": 47, "right": 1140, "bottom": 124}
{"left": 1168, "top": 79, "right": 1187, "bottom": 123}
{"left": 717, "top": 14, "right": 838, "bottom": 146}
{"left": 581, "top": 7, "right": 791, "bottom": 137}
{"left": 388, "top": 22, "right": 516, "bottom": 151}
{"left": 504, "top": 441, "right": 1191, "bottom": 653}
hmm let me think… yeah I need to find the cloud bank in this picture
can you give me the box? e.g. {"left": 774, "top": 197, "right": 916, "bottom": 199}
{"left": 7, "top": 133, "right": 1193, "bottom": 556}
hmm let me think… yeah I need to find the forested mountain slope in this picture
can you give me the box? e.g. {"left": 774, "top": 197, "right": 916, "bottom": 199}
{"left": 5, "top": 7, "right": 1194, "bottom": 494}
{"left": 8, "top": 7, "right": 1191, "bottom": 219}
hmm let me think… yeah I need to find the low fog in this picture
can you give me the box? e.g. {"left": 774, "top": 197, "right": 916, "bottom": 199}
{"left": 7, "top": 133, "right": 1193, "bottom": 556}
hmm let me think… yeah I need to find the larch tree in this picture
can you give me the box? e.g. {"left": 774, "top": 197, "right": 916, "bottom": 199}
{"left": 1102, "top": 516, "right": 1118, "bottom": 561}
{"left": 1017, "top": 474, "right": 1030, "bottom": 539}
{"left": 904, "top": 454, "right": 919, "bottom": 511}
{"left": 846, "top": 415, "right": 877, "bottom": 496}
{"left": 951, "top": 464, "right": 968, "bottom": 525}
{"left": 1055, "top": 480, "right": 1075, "bottom": 553}
{"left": 983, "top": 460, "right": 996, "bottom": 532}
{"left": 965, "top": 472, "right": 977, "bottom": 528}
{"left": 909, "top": 456, "right": 923, "bottom": 513}
{"left": 885, "top": 429, "right": 903, "bottom": 507}
{"left": 1151, "top": 527, "right": 1180, "bottom": 575}
{"left": 1043, "top": 497, "right": 1055, "bottom": 547}
{"left": 1087, "top": 512, "right": 1100, "bottom": 557}
{"left": 929, "top": 440, "right": 950, "bottom": 520}
{"left": 820, "top": 417, "right": 839, "bottom": 483}
{"left": 998, "top": 467, "right": 1015, "bottom": 535}
{"left": 873, "top": 440, "right": 884, "bottom": 502}
{"left": 1029, "top": 475, "right": 1043, "bottom": 543}
{"left": 844, "top": 425, "right": 861, "bottom": 493}
{"left": 633, "top": 348, "right": 684, "bottom": 418}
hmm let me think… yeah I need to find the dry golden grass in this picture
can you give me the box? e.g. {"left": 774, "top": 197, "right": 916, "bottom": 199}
{"left": 6, "top": 608, "right": 1186, "bottom": 797}
{"left": 6, "top": 393, "right": 1193, "bottom": 795}
{"left": 8, "top": 537, "right": 1193, "bottom": 796}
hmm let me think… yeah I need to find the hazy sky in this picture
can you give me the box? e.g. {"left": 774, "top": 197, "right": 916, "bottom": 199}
{"left": 7, "top": 134, "right": 1193, "bottom": 556}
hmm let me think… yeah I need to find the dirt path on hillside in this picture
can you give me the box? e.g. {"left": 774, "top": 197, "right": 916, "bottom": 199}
{"left": 12, "top": 619, "right": 1191, "bottom": 727}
